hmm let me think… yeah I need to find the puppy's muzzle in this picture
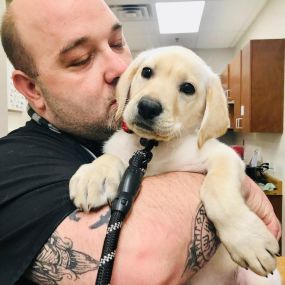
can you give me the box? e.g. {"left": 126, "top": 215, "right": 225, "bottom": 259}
{"left": 137, "top": 97, "right": 163, "bottom": 120}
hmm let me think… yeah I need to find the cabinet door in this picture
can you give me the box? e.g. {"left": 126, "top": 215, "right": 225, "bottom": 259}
{"left": 228, "top": 51, "right": 242, "bottom": 130}
{"left": 220, "top": 65, "right": 234, "bottom": 128}
{"left": 250, "top": 40, "right": 284, "bottom": 132}
{"left": 240, "top": 43, "right": 251, "bottom": 132}
{"left": 220, "top": 65, "right": 229, "bottom": 93}
{"left": 241, "top": 39, "right": 284, "bottom": 133}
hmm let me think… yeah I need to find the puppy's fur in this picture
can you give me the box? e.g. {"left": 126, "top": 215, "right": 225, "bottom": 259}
{"left": 70, "top": 46, "right": 280, "bottom": 284}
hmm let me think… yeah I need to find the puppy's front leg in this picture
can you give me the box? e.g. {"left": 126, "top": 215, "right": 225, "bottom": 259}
{"left": 200, "top": 143, "right": 279, "bottom": 277}
{"left": 69, "top": 154, "right": 127, "bottom": 212}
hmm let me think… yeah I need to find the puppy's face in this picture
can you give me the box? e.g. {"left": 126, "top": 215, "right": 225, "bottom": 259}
{"left": 116, "top": 46, "right": 229, "bottom": 146}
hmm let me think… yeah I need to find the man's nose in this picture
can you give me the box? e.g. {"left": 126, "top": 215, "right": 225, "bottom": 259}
{"left": 103, "top": 49, "right": 130, "bottom": 85}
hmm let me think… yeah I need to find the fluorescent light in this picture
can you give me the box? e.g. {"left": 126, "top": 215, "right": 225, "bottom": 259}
{"left": 155, "top": 1, "right": 205, "bottom": 34}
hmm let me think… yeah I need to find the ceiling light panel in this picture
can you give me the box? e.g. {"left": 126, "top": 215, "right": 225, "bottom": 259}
{"left": 156, "top": 1, "right": 205, "bottom": 34}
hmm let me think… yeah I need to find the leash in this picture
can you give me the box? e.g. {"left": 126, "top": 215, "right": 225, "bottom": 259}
{"left": 95, "top": 137, "right": 158, "bottom": 285}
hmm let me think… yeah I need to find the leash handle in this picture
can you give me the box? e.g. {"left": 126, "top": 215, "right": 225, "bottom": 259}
{"left": 111, "top": 143, "right": 154, "bottom": 215}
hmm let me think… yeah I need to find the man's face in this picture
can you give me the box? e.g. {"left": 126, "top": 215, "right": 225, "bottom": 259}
{"left": 13, "top": 0, "right": 132, "bottom": 140}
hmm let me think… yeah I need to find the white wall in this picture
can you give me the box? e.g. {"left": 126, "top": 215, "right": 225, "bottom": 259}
{"left": 8, "top": 111, "right": 29, "bottom": 133}
{"left": 0, "top": 1, "right": 8, "bottom": 137}
{"left": 194, "top": 48, "right": 235, "bottom": 74}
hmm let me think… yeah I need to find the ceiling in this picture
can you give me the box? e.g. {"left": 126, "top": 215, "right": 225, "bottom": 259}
{"left": 105, "top": 0, "right": 268, "bottom": 52}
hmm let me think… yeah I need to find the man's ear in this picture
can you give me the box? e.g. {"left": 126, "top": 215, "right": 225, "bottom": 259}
{"left": 197, "top": 74, "right": 230, "bottom": 148}
{"left": 12, "top": 70, "right": 45, "bottom": 112}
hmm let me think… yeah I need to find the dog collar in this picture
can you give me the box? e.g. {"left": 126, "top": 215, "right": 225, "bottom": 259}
{"left": 122, "top": 121, "right": 133, "bottom": 134}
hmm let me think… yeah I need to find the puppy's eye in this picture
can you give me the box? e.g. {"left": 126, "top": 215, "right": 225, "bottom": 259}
{"left": 141, "top": 67, "right": 153, "bottom": 79}
{"left": 179, "top": 82, "right": 195, "bottom": 95}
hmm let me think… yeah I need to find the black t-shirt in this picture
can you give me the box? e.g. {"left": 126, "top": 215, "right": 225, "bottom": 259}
{"left": 0, "top": 120, "right": 102, "bottom": 285}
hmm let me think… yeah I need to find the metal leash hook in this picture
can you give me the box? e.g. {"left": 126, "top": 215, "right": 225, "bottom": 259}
{"left": 95, "top": 138, "right": 158, "bottom": 285}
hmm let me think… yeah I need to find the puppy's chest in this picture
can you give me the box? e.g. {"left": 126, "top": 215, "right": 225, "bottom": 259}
{"left": 104, "top": 131, "right": 207, "bottom": 176}
{"left": 147, "top": 141, "right": 207, "bottom": 176}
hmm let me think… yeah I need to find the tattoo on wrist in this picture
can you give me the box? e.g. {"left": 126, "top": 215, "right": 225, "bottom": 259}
{"left": 184, "top": 203, "right": 220, "bottom": 275}
{"left": 27, "top": 231, "right": 99, "bottom": 284}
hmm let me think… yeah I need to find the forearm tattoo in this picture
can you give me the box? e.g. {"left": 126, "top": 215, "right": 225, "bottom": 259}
{"left": 184, "top": 203, "right": 220, "bottom": 275}
{"left": 69, "top": 209, "right": 111, "bottom": 229}
{"left": 89, "top": 209, "right": 111, "bottom": 229}
{"left": 27, "top": 210, "right": 111, "bottom": 284}
{"left": 27, "top": 232, "right": 99, "bottom": 285}
{"left": 28, "top": 206, "right": 218, "bottom": 283}
{"left": 68, "top": 209, "right": 81, "bottom": 222}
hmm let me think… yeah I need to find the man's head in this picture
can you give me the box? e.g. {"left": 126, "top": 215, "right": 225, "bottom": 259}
{"left": 1, "top": 7, "right": 38, "bottom": 78}
{"left": 1, "top": 0, "right": 132, "bottom": 140}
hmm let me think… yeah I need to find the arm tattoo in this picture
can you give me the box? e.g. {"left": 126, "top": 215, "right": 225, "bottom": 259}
{"left": 89, "top": 209, "right": 111, "bottom": 229}
{"left": 69, "top": 209, "right": 81, "bottom": 222}
{"left": 27, "top": 231, "right": 99, "bottom": 285}
{"left": 69, "top": 208, "right": 111, "bottom": 229}
{"left": 184, "top": 203, "right": 220, "bottom": 275}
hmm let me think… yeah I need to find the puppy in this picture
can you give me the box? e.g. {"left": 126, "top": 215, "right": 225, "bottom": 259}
{"left": 70, "top": 46, "right": 280, "bottom": 284}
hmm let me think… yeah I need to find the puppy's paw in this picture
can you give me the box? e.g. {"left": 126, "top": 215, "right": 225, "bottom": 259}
{"left": 69, "top": 154, "right": 126, "bottom": 212}
{"left": 219, "top": 211, "right": 279, "bottom": 277}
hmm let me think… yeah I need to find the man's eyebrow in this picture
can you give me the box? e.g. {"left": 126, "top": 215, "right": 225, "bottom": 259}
{"left": 59, "top": 36, "right": 89, "bottom": 55}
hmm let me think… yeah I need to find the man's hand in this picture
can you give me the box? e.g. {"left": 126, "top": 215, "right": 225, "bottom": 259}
{"left": 242, "top": 176, "right": 281, "bottom": 240}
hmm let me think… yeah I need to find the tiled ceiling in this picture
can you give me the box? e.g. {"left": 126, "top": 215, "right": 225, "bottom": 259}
{"left": 105, "top": 0, "right": 268, "bottom": 51}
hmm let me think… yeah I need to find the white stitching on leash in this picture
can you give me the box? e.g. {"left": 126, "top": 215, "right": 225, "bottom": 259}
{"left": 100, "top": 251, "right": 116, "bottom": 266}
{"left": 107, "top": 222, "right": 122, "bottom": 234}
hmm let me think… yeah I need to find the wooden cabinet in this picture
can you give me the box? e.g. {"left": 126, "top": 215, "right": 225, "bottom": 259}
{"left": 228, "top": 52, "right": 242, "bottom": 131}
{"left": 222, "top": 39, "right": 284, "bottom": 133}
{"left": 220, "top": 65, "right": 235, "bottom": 128}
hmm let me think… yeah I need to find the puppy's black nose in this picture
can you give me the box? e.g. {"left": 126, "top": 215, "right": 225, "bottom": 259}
{"left": 137, "top": 97, "right": 163, "bottom": 120}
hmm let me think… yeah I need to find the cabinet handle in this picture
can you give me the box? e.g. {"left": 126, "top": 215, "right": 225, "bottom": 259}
{"left": 236, "top": 118, "right": 243, "bottom": 129}
{"left": 225, "top": 89, "right": 230, "bottom": 99}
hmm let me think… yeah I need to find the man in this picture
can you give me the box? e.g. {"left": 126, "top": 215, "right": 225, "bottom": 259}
{"left": 0, "top": 0, "right": 281, "bottom": 284}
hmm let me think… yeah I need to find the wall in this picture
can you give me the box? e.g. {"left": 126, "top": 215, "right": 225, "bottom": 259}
{"left": 0, "top": 2, "right": 29, "bottom": 135}
{"left": 231, "top": 0, "right": 285, "bottom": 253}
{"left": 194, "top": 48, "right": 235, "bottom": 75}
{"left": 8, "top": 110, "right": 29, "bottom": 133}
{"left": 0, "top": 1, "right": 8, "bottom": 137}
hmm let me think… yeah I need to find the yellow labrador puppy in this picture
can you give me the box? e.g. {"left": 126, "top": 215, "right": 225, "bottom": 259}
{"left": 70, "top": 46, "right": 280, "bottom": 284}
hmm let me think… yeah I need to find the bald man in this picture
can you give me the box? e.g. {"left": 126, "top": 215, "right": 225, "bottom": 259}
{"left": 0, "top": 1, "right": 281, "bottom": 284}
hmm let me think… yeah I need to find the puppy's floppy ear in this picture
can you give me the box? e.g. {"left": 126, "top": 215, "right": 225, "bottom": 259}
{"left": 115, "top": 51, "right": 149, "bottom": 121}
{"left": 197, "top": 74, "right": 230, "bottom": 148}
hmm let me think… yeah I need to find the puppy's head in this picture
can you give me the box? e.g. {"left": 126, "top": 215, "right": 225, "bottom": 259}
{"left": 115, "top": 46, "right": 229, "bottom": 147}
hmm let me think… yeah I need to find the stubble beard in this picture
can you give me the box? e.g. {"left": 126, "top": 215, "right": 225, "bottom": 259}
{"left": 38, "top": 82, "right": 121, "bottom": 141}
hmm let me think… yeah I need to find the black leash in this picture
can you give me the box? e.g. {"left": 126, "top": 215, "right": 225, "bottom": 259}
{"left": 95, "top": 138, "right": 158, "bottom": 285}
